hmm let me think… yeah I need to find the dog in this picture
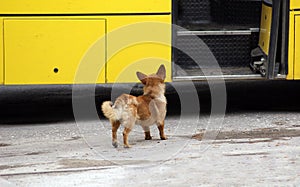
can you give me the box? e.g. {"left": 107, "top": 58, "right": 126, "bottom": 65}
{"left": 101, "top": 65, "right": 167, "bottom": 148}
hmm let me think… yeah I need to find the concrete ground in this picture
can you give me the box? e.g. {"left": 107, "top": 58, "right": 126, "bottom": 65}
{"left": 0, "top": 80, "right": 300, "bottom": 186}
{"left": 1, "top": 113, "right": 300, "bottom": 186}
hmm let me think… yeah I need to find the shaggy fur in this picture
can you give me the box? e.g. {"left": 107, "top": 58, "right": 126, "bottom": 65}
{"left": 101, "top": 65, "right": 167, "bottom": 148}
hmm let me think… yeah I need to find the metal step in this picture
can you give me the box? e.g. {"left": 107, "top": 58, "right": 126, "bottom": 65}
{"left": 174, "top": 29, "right": 259, "bottom": 71}
{"left": 173, "top": 74, "right": 264, "bottom": 81}
{"left": 173, "top": 74, "right": 286, "bottom": 81}
{"left": 174, "top": 0, "right": 264, "bottom": 80}
{"left": 177, "top": 28, "right": 260, "bottom": 36}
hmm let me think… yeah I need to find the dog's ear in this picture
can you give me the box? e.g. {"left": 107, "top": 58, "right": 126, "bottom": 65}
{"left": 156, "top": 64, "right": 166, "bottom": 80}
{"left": 136, "top": 72, "right": 147, "bottom": 84}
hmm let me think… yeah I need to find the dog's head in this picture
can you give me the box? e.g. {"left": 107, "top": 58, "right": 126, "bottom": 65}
{"left": 136, "top": 65, "right": 166, "bottom": 96}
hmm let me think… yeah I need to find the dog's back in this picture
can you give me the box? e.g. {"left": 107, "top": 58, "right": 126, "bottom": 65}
{"left": 102, "top": 94, "right": 138, "bottom": 122}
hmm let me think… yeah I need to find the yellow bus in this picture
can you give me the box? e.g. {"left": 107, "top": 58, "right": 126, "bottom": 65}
{"left": 0, "top": 0, "right": 299, "bottom": 85}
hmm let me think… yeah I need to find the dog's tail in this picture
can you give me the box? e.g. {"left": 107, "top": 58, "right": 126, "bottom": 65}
{"left": 101, "top": 101, "right": 118, "bottom": 121}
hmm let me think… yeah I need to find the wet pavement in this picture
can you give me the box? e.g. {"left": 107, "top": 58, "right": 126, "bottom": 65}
{"left": 0, "top": 80, "right": 300, "bottom": 186}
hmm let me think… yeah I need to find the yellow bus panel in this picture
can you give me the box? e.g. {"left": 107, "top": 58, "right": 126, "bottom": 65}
{"left": 294, "top": 15, "right": 300, "bottom": 79}
{"left": 259, "top": 3, "right": 272, "bottom": 55}
{"left": 287, "top": 12, "right": 295, "bottom": 80}
{"left": 0, "top": 18, "right": 3, "bottom": 84}
{"left": 0, "top": 0, "right": 171, "bottom": 14}
{"left": 4, "top": 18, "right": 106, "bottom": 85}
{"left": 290, "top": 0, "right": 300, "bottom": 10}
{"left": 106, "top": 16, "right": 172, "bottom": 83}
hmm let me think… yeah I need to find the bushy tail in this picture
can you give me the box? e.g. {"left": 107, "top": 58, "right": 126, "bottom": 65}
{"left": 101, "top": 101, "right": 118, "bottom": 121}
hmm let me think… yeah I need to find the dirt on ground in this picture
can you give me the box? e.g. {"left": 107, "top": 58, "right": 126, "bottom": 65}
{"left": 192, "top": 127, "right": 300, "bottom": 142}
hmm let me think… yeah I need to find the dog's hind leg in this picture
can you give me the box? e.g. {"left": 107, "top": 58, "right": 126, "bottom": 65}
{"left": 111, "top": 120, "right": 120, "bottom": 148}
{"left": 157, "top": 121, "right": 167, "bottom": 140}
{"left": 142, "top": 126, "right": 152, "bottom": 140}
{"left": 122, "top": 107, "right": 136, "bottom": 148}
{"left": 123, "top": 127, "right": 132, "bottom": 148}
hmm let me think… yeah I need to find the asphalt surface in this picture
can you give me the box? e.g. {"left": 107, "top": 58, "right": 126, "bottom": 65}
{"left": 0, "top": 80, "right": 300, "bottom": 186}
{"left": 1, "top": 80, "right": 300, "bottom": 123}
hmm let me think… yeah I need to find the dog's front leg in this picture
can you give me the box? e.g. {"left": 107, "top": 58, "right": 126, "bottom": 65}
{"left": 157, "top": 121, "right": 167, "bottom": 140}
{"left": 142, "top": 126, "right": 152, "bottom": 140}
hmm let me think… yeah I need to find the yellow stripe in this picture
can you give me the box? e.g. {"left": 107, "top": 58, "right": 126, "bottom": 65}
{"left": 0, "top": 0, "right": 171, "bottom": 14}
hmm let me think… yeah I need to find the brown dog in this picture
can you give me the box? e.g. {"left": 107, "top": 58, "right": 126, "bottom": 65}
{"left": 101, "top": 65, "right": 167, "bottom": 148}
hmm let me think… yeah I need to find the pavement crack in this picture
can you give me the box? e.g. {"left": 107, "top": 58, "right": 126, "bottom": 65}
{"left": 223, "top": 152, "right": 270, "bottom": 157}
{"left": 0, "top": 143, "right": 11, "bottom": 147}
{"left": 64, "top": 136, "right": 82, "bottom": 141}
{"left": 24, "top": 151, "right": 49, "bottom": 156}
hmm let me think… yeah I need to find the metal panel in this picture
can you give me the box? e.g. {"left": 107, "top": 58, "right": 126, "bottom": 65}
{"left": 266, "top": 0, "right": 281, "bottom": 79}
{"left": 290, "top": 0, "right": 300, "bottom": 10}
{"left": 259, "top": 3, "right": 272, "bottom": 55}
{"left": 106, "top": 16, "right": 172, "bottom": 83}
{"left": 211, "top": 0, "right": 262, "bottom": 27}
{"left": 0, "top": 0, "right": 171, "bottom": 14}
{"left": 294, "top": 15, "right": 300, "bottom": 79}
{"left": 4, "top": 18, "right": 106, "bottom": 84}
{"left": 177, "top": 0, "right": 262, "bottom": 28}
{"left": 0, "top": 18, "right": 3, "bottom": 84}
{"left": 178, "top": 0, "right": 211, "bottom": 26}
{"left": 287, "top": 11, "right": 295, "bottom": 80}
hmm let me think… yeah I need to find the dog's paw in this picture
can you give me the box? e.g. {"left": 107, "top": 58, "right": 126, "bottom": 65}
{"left": 145, "top": 136, "right": 152, "bottom": 140}
{"left": 124, "top": 144, "right": 131, "bottom": 148}
{"left": 160, "top": 136, "right": 167, "bottom": 140}
{"left": 112, "top": 141, "right": 118, "bottom": 148}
